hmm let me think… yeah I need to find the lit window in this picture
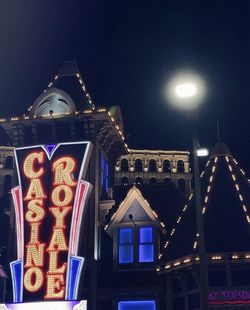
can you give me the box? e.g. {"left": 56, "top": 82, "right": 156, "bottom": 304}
{"left": 119, "top": 228, "right": 133, "bottom": 264}
{"left": 101, "top": 155, "right": 109, "bottom": 195}
{"left": 118, "top": 300, "right": 156, "bottom": 310}
{"left": 139, "top": 227, "right": 154, "bottom": 262}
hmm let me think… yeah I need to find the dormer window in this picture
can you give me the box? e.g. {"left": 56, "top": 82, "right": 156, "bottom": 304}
{"left": 105, "top": 187, "right": 163, "bottom": 270}
{"left": 139, "top": 227, "right": 154, "bottom": 263}
{"left": 118, "top": 226, "right": 155, "bottom": 267}
{"left": 119, "top": 228, "right": 134, "bottom": 264}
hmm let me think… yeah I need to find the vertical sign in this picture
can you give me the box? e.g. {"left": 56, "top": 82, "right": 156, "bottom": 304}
{"left": 10, "top": 142, "right": 93, "bottom": 302}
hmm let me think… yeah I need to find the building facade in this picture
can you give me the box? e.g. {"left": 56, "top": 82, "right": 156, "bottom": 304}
{"left": 0, "top": 62, "right": 249, "bottom": 310}
{"left": 115, "top": 149, "right": 192, "bottom": 196}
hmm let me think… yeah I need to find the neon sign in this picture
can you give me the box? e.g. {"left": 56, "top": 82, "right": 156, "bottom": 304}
{"left": 10, "top": 142, "right": 93, "bottom": 302}
{"left": 209, "top": 290, "right": 250, "bottom": 305}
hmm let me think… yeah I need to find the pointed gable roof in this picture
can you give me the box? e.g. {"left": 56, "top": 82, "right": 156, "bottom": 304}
{"left": 28, "top": 60, "right": 95, "bottom": 115}
{"left": 160, "top": 143, "right": 250, "bottom": 267}
{"left": 105, "top": 186, "right": 165, "bottom": 236}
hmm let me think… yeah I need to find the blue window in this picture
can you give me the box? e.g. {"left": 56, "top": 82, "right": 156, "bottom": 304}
{"left": 105, "top": 162, "right": 109, "bottom": 192}
{"left": 118, "top": 300, "right": 156, "bottom": 310}
{"left": 119, "top": 228, "right": 133, "bottom": 263}
{"left": 139, "top": 227, "right": 154, "bottom": 262}
{"left": 101, "top": 156, "right": 105, "bottom": 186}
{"left": 101, "top": 155, "right": 109, "bottom": 194}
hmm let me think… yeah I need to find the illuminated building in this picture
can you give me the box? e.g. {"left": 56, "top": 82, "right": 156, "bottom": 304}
{"left": 157, "top": 143, "right": 250, "bottom": 309}
{"left": 115, "top": 149, "right": 192, "bottom": 196}
{"left": 0, "top": 61, "right": 126, "bottom": 309}
{"left": 0, "top": 62, "right": 249, "bottom": 310}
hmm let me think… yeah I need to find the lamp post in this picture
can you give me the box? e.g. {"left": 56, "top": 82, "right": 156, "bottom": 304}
{"left": 167, "top": 72, "right": 209, "bottom": 310}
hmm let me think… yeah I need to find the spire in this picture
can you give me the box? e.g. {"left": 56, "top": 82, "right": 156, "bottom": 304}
{"left": 28, "top": 60, "right": 96, "bottom": 114}
{"left": 159, "top": 148, "right": 250, "bottom": 266}
{"left": 216, "top": 120, "right": 221, "bottom": 143}
{"left": 56, "top": 60, "right": 80, "bottom": 77}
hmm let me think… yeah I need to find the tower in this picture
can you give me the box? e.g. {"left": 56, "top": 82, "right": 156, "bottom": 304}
{"left": 0, "top": 61, "right": 127, "bottom": 309}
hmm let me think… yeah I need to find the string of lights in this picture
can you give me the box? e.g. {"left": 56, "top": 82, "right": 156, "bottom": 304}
{"left": 156, "top": 252, "right": 250, "bottom": 272}
{"left": 226, "top": 156, "right": 250, "bottom": 224}
{"left": 159, "top": 160, "right": 211, "bottom": 260}
{"left": 104, "top": 186, "right": 165, "bottom": 231}
{"left": 0, "top": 108, "right": 129, "bottom": 153}
{"left": 193, "top": 156, "right": 218, "bottom": 250}
{"left": 27, "top": 70, "right": 96, "bottom": 114}
{"left": 157, "top": 154, "right": 250, "bottom": 273}
{"left": 232, "top": 157, "right": 250, "bottom": 186}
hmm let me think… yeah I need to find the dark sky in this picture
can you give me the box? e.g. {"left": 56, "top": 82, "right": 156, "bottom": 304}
{"left": 0, "top": 1, "right": 250, "bottom": 171}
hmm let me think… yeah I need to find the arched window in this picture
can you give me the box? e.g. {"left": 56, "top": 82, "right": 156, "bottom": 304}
{"left": 134, "top": 159, "right": 143, "bottom": 172}
{"left": 177, "top": 160, "right": 185, "bottom": 173}
{"left": 164, "top": 178, "right": 171, "bottom": 184}
{"left": 163, "top": 160, "right": 171, "bottom": 173}
{"left": 148, "top": 159, "right": 157, "bottom": 172}
{"left": 121, "top": 177, "right": 129, "bottom": 186}
{"left": 178, "top": 178, "right": 186, "bottom": 193}
{"left": 135, "top": 177, "right": 143, "bottom": 185}
{"left": 5, "top": 156, "right": 13, "bottom": 169}
{"left": 149, "top": 177, "right": 157, "bottom": 184}
{"left": 121, "top": 159, "right": 129, "bottom": 172}
{"left": 3, "top": 175, "right": 12, "bottom": 195}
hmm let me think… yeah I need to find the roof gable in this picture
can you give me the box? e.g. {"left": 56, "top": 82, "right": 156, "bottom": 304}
{"left": 120, "top": 198, "right": 152, "bottom": 223}
{"left": 28, "top": 61, "right": 95, "bottom": 115}
{"left": 106, "top": 186, "right": 164, "bottom": 235}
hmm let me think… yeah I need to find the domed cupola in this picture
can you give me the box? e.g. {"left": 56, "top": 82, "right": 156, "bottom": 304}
{"left": 29, "top": 87, "right": 76, "bottom": 118}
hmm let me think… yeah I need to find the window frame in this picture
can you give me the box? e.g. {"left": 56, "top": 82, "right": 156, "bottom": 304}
{"left": 115, "top": 224, "right": 157, "bottom": 270}
{"left": 118, "top": 300, "right": 157, "bottom": 310}
{"left": 138, "top": 227, "right": 154, "bottom": 263}
{"left": 118, "top": 227, "right": 134, "bottom": 264}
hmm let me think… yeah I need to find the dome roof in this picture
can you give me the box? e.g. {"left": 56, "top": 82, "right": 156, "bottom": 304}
{"left": 210, "top": 142, "right": 232, "bottom": 158}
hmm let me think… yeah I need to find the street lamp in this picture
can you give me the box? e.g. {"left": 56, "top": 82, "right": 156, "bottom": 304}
{"left": 167, "top": 71, "right": 206, "bottom": 110}
{"left": 167, "top": 71, "right": 209, "bottom": 310}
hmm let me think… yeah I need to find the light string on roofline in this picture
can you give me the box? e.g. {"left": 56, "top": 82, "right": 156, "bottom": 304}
{"left": 158, "top": 193, "right": 194, "bottom": 260}
{"left": 226, "top": 155, "right": 250, "bottom": 224}
{"left": 104, "top": 187, "right": 165, "bottom": 231}
{"left": 193, "top": 156, "right": 218, "bottom": 250}
{"left": 159, "top": 160, "right": 211, "bottom": 260}
{"left": 3, "top": 71, "right": 127, "bottom": 152}
{"left": 27, "top": 71, "right": 96, "bottom": 113}
{"left": 1, "top": 108, "right": 129, "bottom": 153}
{"left": 45, "top": 72, "right": 128, "bottom": 144}
{"left": 75, "top": 73, "right": 95, "bottom": 110}
{"left": 200, "top": 159, "right": 211, "bottom": 178}
{"left": 232, "top": 157, "right": 250, "bottom": 186}
{"left": 156, "top": 251, "right": 250, "bottom": 272}
{"left": 202, "top": 156, "right": 218, "bottom": 215}
{"left": 42, "top": 72, "right": 96, "bottom": 110}
{"left": 107, "top": 111, "right": 127, "bottom": 146}
{"left": 45, "top": 73, "right": 127, "bottom": 146}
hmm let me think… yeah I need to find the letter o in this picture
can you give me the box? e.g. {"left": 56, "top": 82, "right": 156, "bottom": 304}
{"left": 51, "top": 185, "right": 73, "bottom": 207}
{"left": 24, "top": 267, "right": 44, "bottom": 292}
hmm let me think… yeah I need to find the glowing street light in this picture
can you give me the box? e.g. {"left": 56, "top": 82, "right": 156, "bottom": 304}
{"left": 175, "top": 83, "right": 197, "bottom": 98}
{"left": 197, "top": 148, "right": 209, "bottom": 157}
{"left": 166, "top": 71, "right": 206, "bottom": 110}
{"left": 166, "top": 70, "right": 209, "bottom": 310}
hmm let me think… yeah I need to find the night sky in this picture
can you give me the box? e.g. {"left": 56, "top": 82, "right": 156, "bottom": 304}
{"left": 0, "top": 1, "right": 249, "bottom": 171}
